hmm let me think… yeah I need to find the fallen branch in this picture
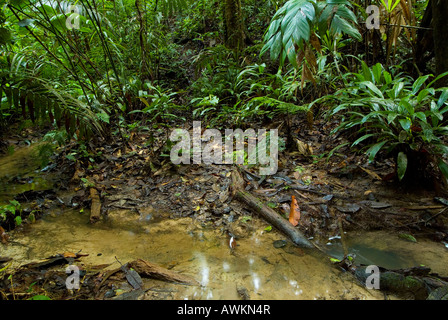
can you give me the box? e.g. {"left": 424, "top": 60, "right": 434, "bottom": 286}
{"left": 231, "top": 168, "right": 314, "bottom": 248}
{"left": 90, "top": 187, "right": 102, "bottom": 224}
{"left": 128, "top": 259, "right": 199, "bottom": 286}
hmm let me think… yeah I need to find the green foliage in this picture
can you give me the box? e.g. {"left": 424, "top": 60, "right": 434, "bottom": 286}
{"left": 65, "top": 140, "right": 102, "bottom": 163}
{"left": 0, "top": 200, "right": 22, "bottom": 226}
{"left": 327, "top": 62, "right": 448, "bottom": 181}
{"left": 81, "top": 177, "right": 95, "bottom": 188}
{"left": 191, "top": 57, "right": 311, "bottom": 126}
{"left": 131, "top": 84, "right": 185, "bottom": 122}
{"left": 380, "top": 0, "right": 401, "bottom": 13}
{"left": 261, "top": 0, "right": 361, "bottom": 68}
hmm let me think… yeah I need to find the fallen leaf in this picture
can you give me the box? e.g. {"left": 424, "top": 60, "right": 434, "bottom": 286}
{"left": 296, "top": 139, "right": 313, "bottom": 156}
{"left": 336, "top": 203, "right": 361, "bottom": 214}
{"left": 289, "top": 195, "right": 301, "bottom": 226}
{"left": 116, "top": 257, "right": 143, "bottom": 290}
{"left": 0, "top": 226, "right": 9, "bottom": 244}
{"left": 63, "top": 252, "right": 77, "bottom": 258}
{"left": 398, "top": 233, "right": 417, "bottom": 243}
{"left": 367, "top": 201, "right": 392, "bottom": 209}
{"left": 358, "top": 166, "right": 382, "bottom": 180}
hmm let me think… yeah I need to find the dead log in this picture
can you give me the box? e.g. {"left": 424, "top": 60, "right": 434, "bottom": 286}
{"left": 89, "top": 187, "right": 101, "bottom": 224}
{"left": 336, "top": 256, "right": 448, "bottom": 300}
{"left": 231, "top": 168, "right": 314, "bottom": 248}
{"left": 128, "top": 259, "right": 199, "bottom": 286}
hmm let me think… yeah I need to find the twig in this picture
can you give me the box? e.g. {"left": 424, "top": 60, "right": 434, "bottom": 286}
{"left": 400, "top": 207, "right": 448, "bottom": 227}
{"left": 425, "top": 207, "right": 448, "bottom": 224}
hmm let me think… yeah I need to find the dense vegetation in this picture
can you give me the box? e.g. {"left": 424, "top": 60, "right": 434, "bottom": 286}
{"left": 1, "top": 0, "right": 447, "bottom": 189}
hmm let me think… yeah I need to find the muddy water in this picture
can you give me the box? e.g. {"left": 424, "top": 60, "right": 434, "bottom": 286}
{"left": 321, "top": 232, "right": 448, "bottom": 275}
{"left": 0, "top": 143, "right": 53, "bottom": 203}
{"left": 3, "top": 207, "right": 386, "bottom": 300}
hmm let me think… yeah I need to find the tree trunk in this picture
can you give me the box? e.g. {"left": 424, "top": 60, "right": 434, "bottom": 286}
{"left": 415, "top": 0, "right": 433, "bottom": 74}
{"left": 432, "top": 0, "right": 448, "bottom": 87}
{"left": 222, "top": 0, "right": 246, "bottom": 51}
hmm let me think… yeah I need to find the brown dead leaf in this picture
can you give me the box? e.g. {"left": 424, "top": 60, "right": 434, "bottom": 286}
{"left": 309, "top": 32, "right": 322, "bottom": 53}
{"left": 63, "top": 252, "right": 77, "bottom": 258}
{"left": 289, "top": 195, "right": 301, "bottom": 227}
{"left": 293, "top": 171, "right": 301, "bottom": 180}
{"left": 359, "top": 166, "right": 382, "bottom": 181}
{"left": 0, "top": 226, "right": 9, "bottom": 244}
{"left": 296, "top": 139, "right": 313, "bottom": 156}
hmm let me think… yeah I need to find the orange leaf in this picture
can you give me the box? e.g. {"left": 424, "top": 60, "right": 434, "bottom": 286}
{"left": 289, "top": 195, "right": 300, "bottom": 226}
{"left": 63, "top": 252, "right": 77, "bottom": 258}
{"left": 0, "top": 226, "right": 9, "bottom": 244}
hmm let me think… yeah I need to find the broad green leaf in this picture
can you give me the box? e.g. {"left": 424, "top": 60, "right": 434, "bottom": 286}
{"left": 428, "top": 71, "right": 448, "bottom": 88}
{"left": 372, "top": 63, "right": 383, "bottom": 84}
{"left": 422, "top": 127, "right": 435, "bottom": 142}
{"left": 417, "top": 88, "right": 435, "bottom": 104}
{"left": 366, "top": 141, "right": 387, "bottom": 162}
{"left": 96, "top": 111, "right": 110, "bottom": 124}
{"left": 397, "top": 152, "right": 407, "bottom": 181}
{"left": 383, "top": 71, "right": 392, "bottom": 84}
{"left": 439, "top": 160, "right": 448, "bottom": 179}
{"left": 399, "top": 118, "right": 412, "bottom": 131}
{"left": 392, "top": 82, "right": 404, "bottom": 99}
{"left": 352, "top": 133, "right": 375, "bottom": 147}
{"left": 360, "top": 61, "right": 373, "bottom": 82}
{"left": 15, "top": 216, "right": 22, "bottom": 226}
{"left": 36, "top": 4, "right": 58, "bottom": 17}
{"left": 414, "top": 112, "right": 427, "bottom": 122}
{"left": 437, "top": 89, "right": 448, "bottom": 108}
{"left": 412, "top": 75, "right": 430, "bottom": 95}
{"left": 387, "top": 112, "right": 398, "bottom": 123}
{"left": 360, "top": 81, "right": 384, "bottom": 98}
{"left": 400, "top": 99, "right": 414, "bottom": 116}
{"left": 49, "top": 14, "right": 69, "bottom": 33}
{"left": 330, "top": 14, "right": 362, "bottom": 41}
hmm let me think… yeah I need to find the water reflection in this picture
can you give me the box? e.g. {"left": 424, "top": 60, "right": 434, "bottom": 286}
{"left": 5, "top": 209, "right": 444, "bottom": 300}
{"left": 196, "top": 253, "right": 210, "bottom": 287}
{"left": 251, "top": 272, "right": 261, "bottom": 293}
